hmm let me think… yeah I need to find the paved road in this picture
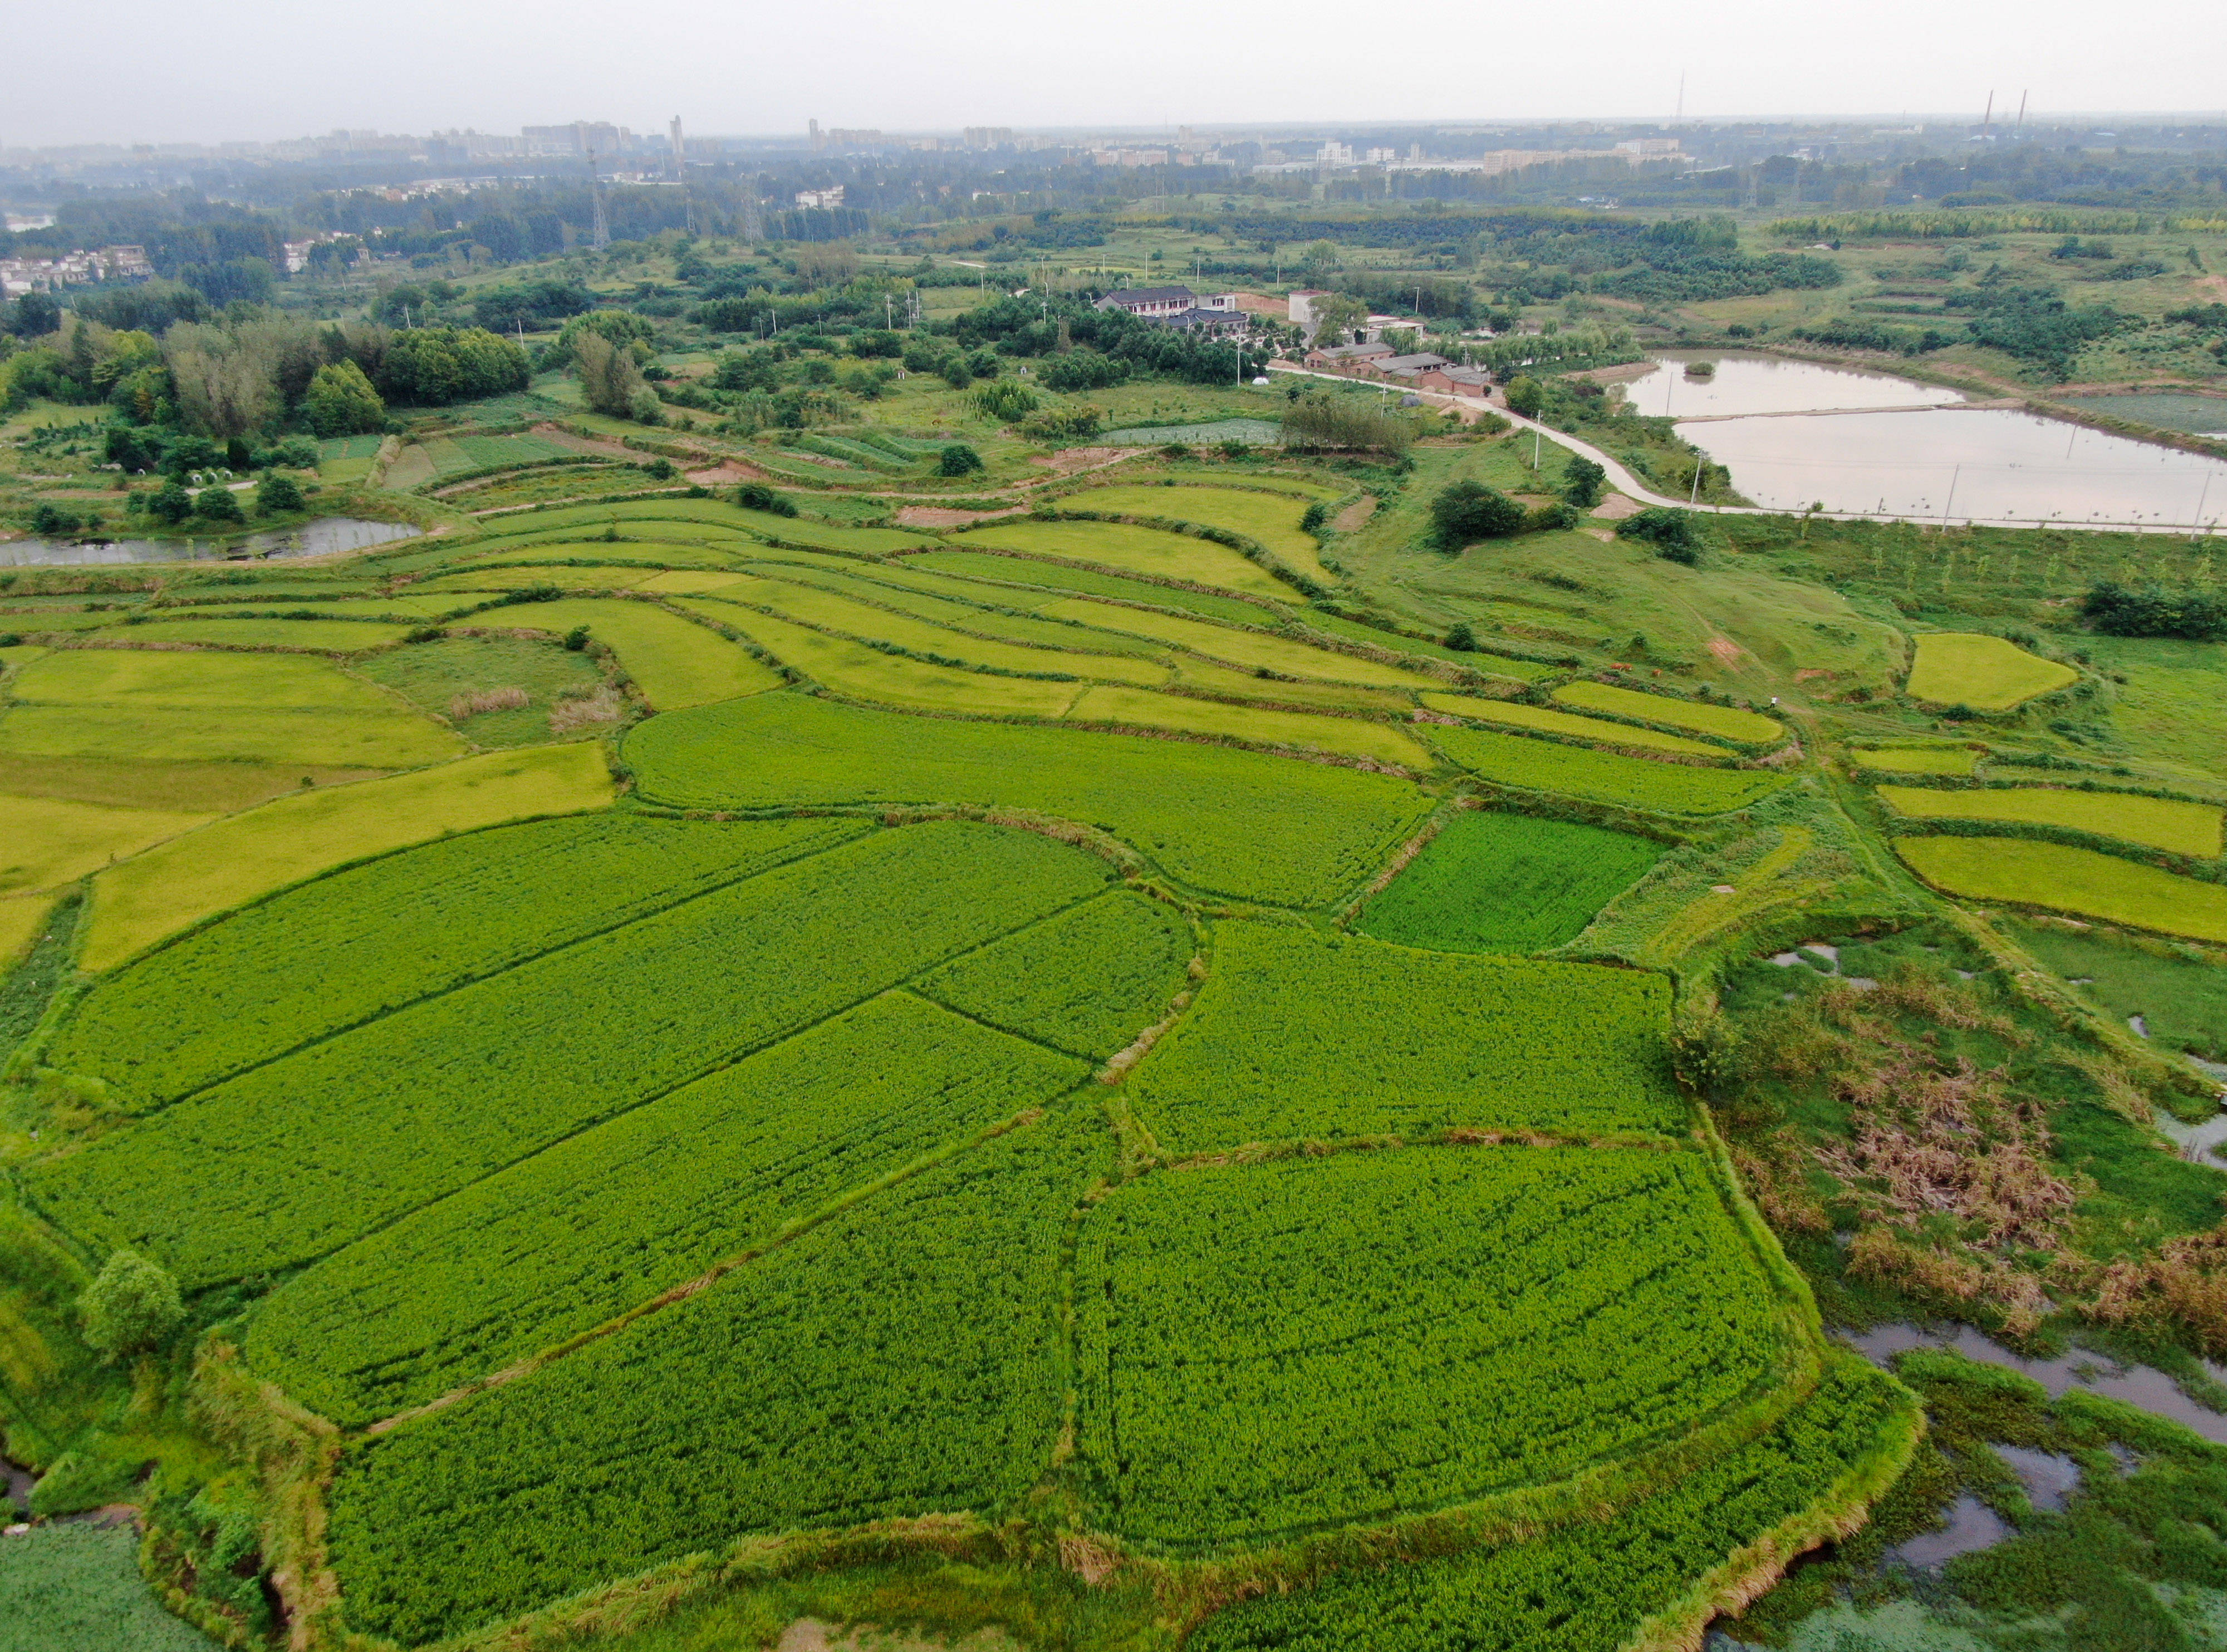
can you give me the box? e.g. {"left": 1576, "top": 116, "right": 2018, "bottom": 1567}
{"left": 1265, "top": 363, "right": 2219, "bottom": 537}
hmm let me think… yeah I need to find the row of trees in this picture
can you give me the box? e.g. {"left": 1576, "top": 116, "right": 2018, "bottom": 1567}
{"left": 2, "top": 307, "right": 528, "bottom": 441}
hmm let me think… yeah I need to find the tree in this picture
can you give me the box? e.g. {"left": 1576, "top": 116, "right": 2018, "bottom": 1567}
{"left": 7, "top": 290, "right": 61, "bottom": 339}
{"left": 1445, "top": 622, "right": 1478, "bottom": 652}
{"left": 1504, "top": 376, "right": 1544, "bottom": 418}
{"left": 733, "top": 481, "right": 797, "bottom": 517}
{"left": 938, "top": 444, "right": 984, "bottom": 476}
{"left": 256, "top": 471, "right": 305, "bottom": 515}
{"left": 1616, "top": 507, "right": 1707, "bottom": 565}
{"left": 195, "top": 485, "right": 246, "bottom": 523}
{"left": 574, "top": 331, "right": 646, "bottom": 418}
{"left": 1429, "top": 480, "right": 1526, "bottom": 549}
{"left": 146, "top": 479, "right": 193, "bottom": 524}
{"left": 302, "top": 360, "right": 385, "bottom": 436}
{"left": 78, "top": 1248, "right": 183, "bottom": 1361}
{"left": 1562, "top": 456, "right": 1606, "bottom": 509}
{"left": 1306, "top": 293, "right": 1368, "bottom": 346}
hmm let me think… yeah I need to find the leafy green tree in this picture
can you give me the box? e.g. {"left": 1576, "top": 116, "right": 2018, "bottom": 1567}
{"left": 256, "top": 472, "right": 305, "bottom": 515}
{"left": 1504, "top": 376, "right": 1544, "bottom": 418}
{"left": 574, "top": 332, "right": 646, "bottom": 418}
{"left": 1562, "top": 456, "right": 1607, "bottom": 509}
{"left": 302, "top": 360, "right": 385, "bottom": 436}
{"left": 733, "top": 481, "right": 797, "bottom": 517}
{"left": 1445, "top": 622, "right": 1478, "bottom": 652}
{"left": 937, "top": 444, "right": 984, "bottom": 476}
{"left": 146, "top": 479, "right": 194, "bottom": 524}
{"left": 1429, "top": 480, "right": 1526, "bottom": 549}
{"left": 1307, "top": 293, "right": 1368, "bottom": 347}
{"left": 78, "top": 1248, "right": 183, "bottom": 1361}
{"left": 626, "top": 385, "right": 664, "bottom": 424}
{"left": 1616, "top": 507, "right": 1707, "bottom": 565}
{"left": 195, "top": 485, "right": 246, "bottom": 523}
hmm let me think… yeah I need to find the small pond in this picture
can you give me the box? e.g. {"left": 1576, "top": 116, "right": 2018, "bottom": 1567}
{"left": 0, "top": 518, "right": 420, "bottom": 568}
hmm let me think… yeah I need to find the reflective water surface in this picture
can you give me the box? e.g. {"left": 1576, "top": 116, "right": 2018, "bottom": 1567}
{"left": 0, "top": 518, "right": 420, "bottom": 567}
{"left": 1625, "top": 351, "right": 1966, "bottom": 419}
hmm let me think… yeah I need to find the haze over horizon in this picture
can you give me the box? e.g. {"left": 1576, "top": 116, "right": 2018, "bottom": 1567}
{"left": 16, "top": 0, "right": 2226, "bottom": 149}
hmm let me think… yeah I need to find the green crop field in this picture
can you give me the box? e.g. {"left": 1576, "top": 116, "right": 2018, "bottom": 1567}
{"left": 1191, "top": 1355, "right": 1912, "bottom": 1652}
{"left": 1904, "top": 632, "right": 2079, "bottom": 709}
{"left": 36, "top": 822, "right": 1108, "bottom": 1285}
{"left": 1876, "top": 783, "right": 2223, "bottom": 857}
{"left": 1058, "top": 484, "right": 1332, "bottom": 581}
{"left": 479, "top": 598, "right": 783, "bottom": 709}
{"left": 0, "top": 1523, "right": 218, "bottom": 1652}
{"left": 959, "top": 520, "right": 1296, "bottom": 598}
{"left": 624, "top": 691, "right": 1428, "bottom": 907}
{"left": 1127, "top": 921, "right": 1683, "bottom": 1152}
{"left": 1356, "top": 809, "right": 1667, "bottom": 953}
{"left": 1896, "top": 835, "right": 2227, "bottom": 942}
{"left": 18, "top": 358, "right": 2195, "bottom": 1652}
{"left": 1432, "top": 724, "right": 1789, "bottom": 814}
{"left": 52, "top": 814, "right": 867, "bottom": 1109}
{"left": 1552, "top": 681, "right": 1785, "bottom": 745}
{"left": 0, "top": 793, "right": 215, "bottom": 898}
{"left": 1853, "top": 744, "right": 1980, "bottom": 775}
{"left": 1076, "top": 1145, "right": 1791, "bottom": 1546}
{"left": 906, "top": 549, "right": 1276, "bottom": 624}
{"left": 77, "top": 745, "right": 614, "bottom": 971}
{"left": 1421, "top": 691, "right": 1728, "bottom": 756}
{"left": 323, "top": 1115, "right": 1102, "bottom": 1644}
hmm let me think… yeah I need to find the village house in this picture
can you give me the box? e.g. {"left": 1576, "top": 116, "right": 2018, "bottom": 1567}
{"left": 1302, "top": 340, "right": 1394, "bottom": 372}
{"left": 1370, "top": 352, "right": 1452, "bottom": 383}
{"left": 1416, "top": 365, "right": 1499, "bottom": 397}
{"left": 1095, "top": 285, "right": 1247, "bottom": 336}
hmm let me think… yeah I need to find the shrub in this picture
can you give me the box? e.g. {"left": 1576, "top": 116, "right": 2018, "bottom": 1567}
{"left": 30, "top": 502, "right": 81, "bottom": 535}
{"left": 643, "top": 458, "right": 676, "bottom": 480}
{"left": 562, "top": 625, "right": 590, "bottom": 651}
{"left": 733, "top": 481, "right": 798, "bottom": 517}
{"left": 146, "top": 480, "right": 193, "bottom": 525}
{"left": 1445, "top": 621, "right": 1477, "bottom": 651}
{"left": 256, "top": 472, "right": 305, "bottom": 516}
{"left": 2080, "top": 580, "right": 2227, "bottom": 642}
{"left": 1562, "top": 456, "right": 1606, "bottom": 508}
{"left": 1299, "top": 500, "right": 1329, "bottom": 533}
{"left": 78, "top": 1248, "right": 183, "bottom": 1361}
{"left": 937, "top": 444, "right": 985, "bottom": 476}
{"left": 1430, "top": 479, "right": 1527, "bottom": 548}
{"left": 194, "top": 486, "right": 246, "bottom": 524}
{"left": 974, "top": 380, "right": 1039, "bottom": 422}
{"left": 1616, "top": 505, "right": 1706, "bottom": 564}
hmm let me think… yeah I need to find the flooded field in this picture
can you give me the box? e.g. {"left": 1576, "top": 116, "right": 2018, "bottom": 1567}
{"left": 0, "top": 518, "right": 420, "bottom": 567}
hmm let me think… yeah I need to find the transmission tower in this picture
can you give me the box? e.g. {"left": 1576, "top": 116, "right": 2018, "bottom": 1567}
{"left": 587, "top": 149, "right": 611, "bottom": 248}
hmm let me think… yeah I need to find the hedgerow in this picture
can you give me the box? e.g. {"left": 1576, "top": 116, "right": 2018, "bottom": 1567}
{"left": 1434, "top": 724, "right": 1788, "bottom": 815}
{"left": 622, "top": 692, "right": 1430, "bottom": 909}
{"left": 1077, "top": 1144, "right": 1793, "bottom": 1547}
{"left": 47, "top": 814, "right": 871, "bottom": 1110}
{"left": 914, "top": 890, "right": 1193, "bottom": 1059}
{"left": 30, "top": 822, "right": 1112, "bottom": 1285}
{"left": 1355, "top": 809, "right": 1666, "bottom": 955}
{"left": 251, "top": 992, "right": 1087, "bottom": 1423}
{"left": 1126, "top": 922, "right": 1683, "bottom": 1153}
{"left": 1188, "top": 1355, "right": 1912, "bottom": 1651}
{"left": 325, "top": 1112, "right": 1106, "bottom": 1644}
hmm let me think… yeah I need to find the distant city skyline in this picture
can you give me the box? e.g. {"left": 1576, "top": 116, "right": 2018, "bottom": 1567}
{"left": 11, "top": 0, "right": 2225, "bottom": 150}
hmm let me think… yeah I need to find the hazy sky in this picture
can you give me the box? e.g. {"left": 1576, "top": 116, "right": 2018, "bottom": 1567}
{"left": 16, "top": 0, "right": 2227, "bottom": 148}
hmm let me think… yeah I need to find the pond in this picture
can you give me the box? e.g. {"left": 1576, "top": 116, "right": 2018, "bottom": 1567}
{"left": 1622, "top": 351, "right": 1965, "bottom": 420}
{"left": 1627, "top": 351, "right": 2227, "bottom": 529}
{"left": 1682, "top": 406, "right": 2227, "bottom": 528}
{"left": 0, "top": 518, "right": 420, "bottom": 568}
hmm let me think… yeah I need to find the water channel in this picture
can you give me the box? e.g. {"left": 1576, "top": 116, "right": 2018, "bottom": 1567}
{"left": 0, "top": 517, "right": 420, "bottom": 568}
{"left": 1628, "top": 351, "right": 2227, "bottom": 530}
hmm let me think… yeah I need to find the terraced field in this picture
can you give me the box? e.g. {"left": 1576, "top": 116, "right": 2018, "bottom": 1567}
{"left": 2, "top": 485, "right": 1997, "bottom": 1652}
